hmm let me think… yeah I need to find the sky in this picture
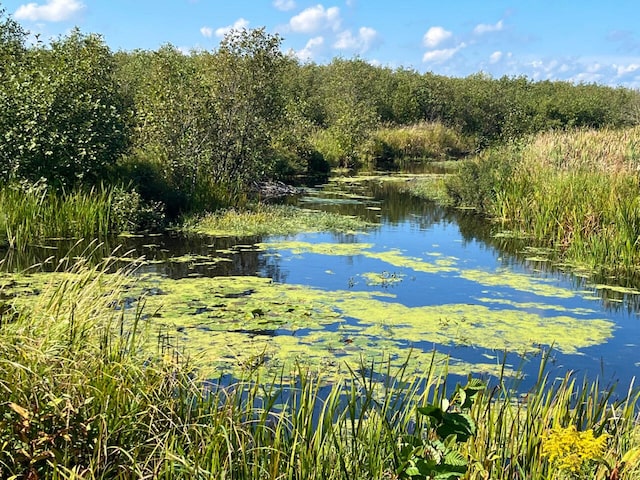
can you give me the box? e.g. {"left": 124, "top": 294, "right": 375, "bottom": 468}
{"left": 2, "top": 0, "right": 640, "bottom": 88}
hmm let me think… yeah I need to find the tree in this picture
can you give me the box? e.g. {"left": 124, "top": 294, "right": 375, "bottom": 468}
{"left": 0, "top": 29, "right": 132, "bottom": 187}
{"left": 202, "top": 27, "right": 286, "bottom": 185}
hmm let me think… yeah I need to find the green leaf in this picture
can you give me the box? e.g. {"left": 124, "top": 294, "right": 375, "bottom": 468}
{"left": 436, "top": 412, "right": 476, "bottom": 442}
{"left": 417, "top": 404, "right": 443, "bottom": 422}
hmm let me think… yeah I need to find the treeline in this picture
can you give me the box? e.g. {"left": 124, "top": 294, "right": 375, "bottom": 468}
{"left": 1, "top": 8, "right": 638, "bottom": 218}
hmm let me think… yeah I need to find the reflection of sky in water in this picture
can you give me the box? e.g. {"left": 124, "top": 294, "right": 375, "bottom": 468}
{"left": 257, "top": 180, "right": 640, "bottom": 391}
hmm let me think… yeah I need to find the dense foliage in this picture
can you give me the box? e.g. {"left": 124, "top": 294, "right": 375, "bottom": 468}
{"left": 446, "top": 127, "right": 640, "bottom": 278}
{"left": 0, "top": 4, "right": 638, "bottom": 219}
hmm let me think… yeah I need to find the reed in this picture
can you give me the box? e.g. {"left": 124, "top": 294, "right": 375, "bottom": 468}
{"left": 447, "top": 127, "right": 640, "bottom": 277}
{"left": 370, "top": 122, "right": 474, "bottom": 167}
{"left": 0, "top": 180, "right": 116, "bottom": 250}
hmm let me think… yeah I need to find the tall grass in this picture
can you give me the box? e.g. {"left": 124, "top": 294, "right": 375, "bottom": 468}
{"left": 368, "top": 122, "right": 475, "bottom": 169}
{"left": 0, "top": 180, "right": 114, "bottom": 250}
{"left": 0, "top": 180, "right": 165, "bottom": 250}
{"left": 310, "top": 122, "right": 474, "bottom": 171}
{"left": 447, "top": 127, "right": 640, "bottom": 277}
{"left": 2, "top": 255, "right": 640, "bottom": 479}
{"left": 183, "top": 204, "right": 372, "bottom": 237}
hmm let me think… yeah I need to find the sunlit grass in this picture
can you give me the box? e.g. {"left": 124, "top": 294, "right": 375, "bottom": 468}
{"left": 370, "top": 122, "right": 475, "bottom": 165}
{"left": 2, "top": 255, "right": 640, "bottom": 479}
{"left": 397, "top": 174, "right": 453, "bottom": 205}
{"left": 447, "top": 126, "right": 640, "bottom": 278}
{"left": 183, "top": 204, "right": 372, "bottom": 237}
{"left": 0, "top": 180, "right": 115, "bottom": 250}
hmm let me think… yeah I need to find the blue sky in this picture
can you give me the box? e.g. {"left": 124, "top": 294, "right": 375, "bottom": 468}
{"left": 3, "top": 0, "right": 640, "bottom": 88}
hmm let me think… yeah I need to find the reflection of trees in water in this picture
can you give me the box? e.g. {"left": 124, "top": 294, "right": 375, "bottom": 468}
{"left": 326, "top": 178, "right": 640, "bottom": 314}
{"left": 5, "top": 177, "right": 640, "bottom": 313}
{"left": 1, "top": 233, "right": 288, "bottom": 285}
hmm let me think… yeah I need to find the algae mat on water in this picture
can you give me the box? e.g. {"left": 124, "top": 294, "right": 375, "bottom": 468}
{"left": 133, "top": 272, "right": 613, "bottom": 379}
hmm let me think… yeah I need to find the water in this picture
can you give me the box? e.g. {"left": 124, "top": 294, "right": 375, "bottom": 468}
{"left": 5, "top": 176, "right": 640, "bottom": 391}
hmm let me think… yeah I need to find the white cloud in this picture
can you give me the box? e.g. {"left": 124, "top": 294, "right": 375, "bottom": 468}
{"left": 215, "top": 18, "right": 250, "bottom": 38}
{"left": 273, "top": 0, "right": 296, "bottom": 11}
{"left": 489, "top": 51, "right": 503, "bottom": 64}
{"left": 586, "top": 63, "right": 602, "bottom": 73}
{"left": 14, "top": 0, "right": 84, "bottom": 22}
{"left": 200, "top": 26, "right": 213, "bottom": 38}
{"left": 423, "top": 42, "right": 466, "bottom": 63}
{"left": 570, "top": 71, "right": 605, "bottom": 84}
{"left": 334, "top": 26, "right": 379, "bottom": 53}
{"left": 616, "top": 63, "right": 640, "bottom": 77}
{"left": 295, "top": 36, "right": 324, "bottom": 61}
{"left": 422, "top": 26, "right": 452, "bottom": 48}
{"left": 473, "top": 20, "right": 504, "bottom": 35}
{"left": 290, "top": 5, "right": 341, "bottom": 33}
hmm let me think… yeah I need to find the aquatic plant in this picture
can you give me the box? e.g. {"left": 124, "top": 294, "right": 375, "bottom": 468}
{"left": 365, "top": 122, "right": 474, "bottom": 169}
{"left": 0, "top": 179, "right": 162, "bottom": 250}
{"left": 183, "top": 204, "right": 372, "bottom": 237}
{"left": 446, "top": 126, "right": 640, "bottom": 279}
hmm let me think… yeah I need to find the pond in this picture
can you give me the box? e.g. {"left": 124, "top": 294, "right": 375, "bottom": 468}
{"left": 5, "top": 175, "right": 640, "bottom": 391}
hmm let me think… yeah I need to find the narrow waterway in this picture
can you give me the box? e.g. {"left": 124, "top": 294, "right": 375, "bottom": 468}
{"left": 5, "top": 176, "right": 640, "bottom": 391}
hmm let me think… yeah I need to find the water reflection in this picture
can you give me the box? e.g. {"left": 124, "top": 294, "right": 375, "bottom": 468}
{"left": 3, "top": 175, "right": 640, "bottom": 390}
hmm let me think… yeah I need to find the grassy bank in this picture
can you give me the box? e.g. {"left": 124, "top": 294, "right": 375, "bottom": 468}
{"left": 446, "top": 127, "right": 640, "bottom": 277}
{"left": 2, "top": 256, "right": 640, "bottom": 479}
{"left": 368, "top": 122, "right": 475, "bottom": 169}
{"left": 0, "top": 180, "right": 165, "bottom": 250}
{"left": 182, "top": 204, "right": 372, "bottom": 237}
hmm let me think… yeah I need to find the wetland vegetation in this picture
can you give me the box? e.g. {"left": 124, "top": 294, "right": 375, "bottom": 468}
{"left": 4, "top": 3, "right": 640, "bottom": 478}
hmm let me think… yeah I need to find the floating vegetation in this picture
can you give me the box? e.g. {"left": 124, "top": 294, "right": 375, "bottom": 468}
{"left": 262, "top": 240, "right": 459, "bottom": 274}
{"left": 7, "top": 266, "right": 607, "bottom": 381}
{"left": 258, "top": 241, "right": 374, "bottom": 257}
{"left": 475, "top": 297, "right": 597, "bottom": 316}
{"left": 360, "top": 271, "right": 405, "bottom": 287}
{"left": 124, "top": 272, "right": 614, "bottom": 378}
{"left": 460, "top": 269, "right": 577, "bottom": 299}
{"left": 593, "top": 284, "right": 640, "bottom": 295}
{"left": 183, "top": 204, "right": 372, "bottom": 237}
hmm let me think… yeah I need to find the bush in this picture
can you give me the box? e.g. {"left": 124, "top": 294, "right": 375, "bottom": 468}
{"left": 445, "top": 148, "right": 516, "bottom": 212}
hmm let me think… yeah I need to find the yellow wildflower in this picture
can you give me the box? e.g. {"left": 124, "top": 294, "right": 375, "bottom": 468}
{"left": 541, "top": 425, "right": 608, "bottom": 476}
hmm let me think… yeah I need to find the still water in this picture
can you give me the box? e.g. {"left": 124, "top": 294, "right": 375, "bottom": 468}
{"left": 7, "top": 176, "right": 640, "bottom": 391}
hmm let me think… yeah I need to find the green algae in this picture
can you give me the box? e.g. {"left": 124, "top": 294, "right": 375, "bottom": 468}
{"left": 183, "top": 205, "right": 372, "bottom": 237}
{"left": 593, "top": 284, "right": 640, "bottom": 295}
{"left": 460, "top": 269, "right": 578, "bottom": 299}
{"left": 475, "top": 297, "right": 597, "bottom": 316}
{"left": 364, "top": 249, "right": 458, "bottom": 273}
{"left": 257, "top": 241, "right": 375, "bottom": 257}
{"left": 261, "top": 240, "right": 459, "bottom": 274}
{"left": 130, "top": 273, "right": 613, "bottom": 379}
{"left": 361, "top": 271, "right": 405, "bottom": 287}
{"left": 0, "top": 265, "right": 617, "bottom": 382}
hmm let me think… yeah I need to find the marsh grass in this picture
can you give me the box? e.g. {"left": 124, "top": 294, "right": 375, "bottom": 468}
{"left": 369, "top": 122, "right": 475, "bottom": 168}
{"left": 2, "top": 254, "right": 640, "bottom": 479}
{"left": 397, "top": 174, "right": 453, "bottom": 205}
{"left": 0, "top": 180, "right": 115, "bottom": 250}
{"left": 448, "top": 127, "right": 640, "bottom": 277}
{"left": 183, "top": 204, "right": 372, "bottom": 237}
